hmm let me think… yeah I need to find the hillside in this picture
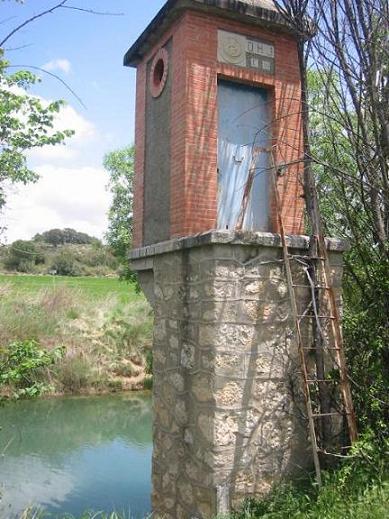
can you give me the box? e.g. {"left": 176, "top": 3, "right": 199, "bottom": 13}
{"left": 0, "top": 229, "right": 120, "bottom": 277}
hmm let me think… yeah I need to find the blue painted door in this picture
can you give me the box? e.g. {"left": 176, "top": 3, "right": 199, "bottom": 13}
{"left": 217, "top": 80, "right": 270, "bottom": 231}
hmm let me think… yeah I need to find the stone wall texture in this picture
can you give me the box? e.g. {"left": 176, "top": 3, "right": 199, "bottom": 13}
{"left": 147, "top": 241, "right": 344, "bottom": 518}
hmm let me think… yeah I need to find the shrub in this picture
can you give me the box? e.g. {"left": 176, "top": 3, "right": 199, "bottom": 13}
{"left": 50, "top": 251, "right": 81, "bottom": 276}
{"left": 113, "top": 362, "right": 138, "bottom": 377}
{"left": 36, "top": 228, "right": 100, "bottom": 246}
{"left": 143, "top": 376, "right": 153, "bottom": 390}
{"left": 56, "top": 355, "right": 94, "bottom": 393}
{"left": 145, "top": 349, "right": 153, "bottom": 375}
{"left": 227, "top": 434, "right": 388, "bottom": 519}
{"left": 3, "top": 240, "right": 43, "bottom": 272}
{"left": 103, "top": 304, "right": 153, "bottom": 358}
{"left": 0, "top": 339, "right": 63, "bottom": 399}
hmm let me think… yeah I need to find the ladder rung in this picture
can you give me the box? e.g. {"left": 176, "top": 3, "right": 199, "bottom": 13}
{"left": 298, "top": 315, "right": 336, "bottom": 319}
{"left": 312, "top": 412, "right": 343, "bottom": 418}
{"left": 302, "top": 347, "right": 341, "bottom": 351}
{"left": 291, "top": 255, "right": 325, "bottom": 261}
{"left": 292, "top": 284, "right": 330, "bottom": 290}
{"left": 307, "top": 379, "right": 337, "bottom": 383}
{"left": 317, "top": 448, "right": 352, "bottom": 457}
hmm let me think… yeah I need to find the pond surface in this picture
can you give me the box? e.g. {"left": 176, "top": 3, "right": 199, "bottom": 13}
{"left": 0, "top": 393, "right": 152, "bottom": 518}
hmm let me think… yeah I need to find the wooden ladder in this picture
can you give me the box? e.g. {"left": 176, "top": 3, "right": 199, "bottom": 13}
{"left": 269, "top": 150, "right": 358, "bottom": 485}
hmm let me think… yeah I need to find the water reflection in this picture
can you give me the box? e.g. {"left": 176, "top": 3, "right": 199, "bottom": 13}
{"left": 0, "top": 394, "right": 152, "bottom": 518}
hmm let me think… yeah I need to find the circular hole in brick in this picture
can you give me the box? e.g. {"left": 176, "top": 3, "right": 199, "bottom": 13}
{"left": 153, "top": 58, "right": 165, "bottom": 87}
{"left": 150, "top": 48, "right": 169, "bottom": 98}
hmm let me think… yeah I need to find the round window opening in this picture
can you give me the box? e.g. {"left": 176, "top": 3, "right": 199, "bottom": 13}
{"left": 153, "top": 59, "right": 165, "bottom": 86}
{"left": 150, "top": 48, "right": 169, "bottom": 98}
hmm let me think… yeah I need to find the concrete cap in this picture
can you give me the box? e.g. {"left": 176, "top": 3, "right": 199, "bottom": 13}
{"left": 239, "top": 0, "right": 277, "bottom": 10}
{"left": 124, "top": 0, "right": 294, "bottom": 67}
{"left": 129, "top": 231, "right": 350, "bottom": 261}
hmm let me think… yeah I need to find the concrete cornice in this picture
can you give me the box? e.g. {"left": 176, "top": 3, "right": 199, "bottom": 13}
{"left": 124, "top": 0, "right": 295, "bottom": 67}
{"left": 129, "top": 230, "right": 350, "bottom": 261}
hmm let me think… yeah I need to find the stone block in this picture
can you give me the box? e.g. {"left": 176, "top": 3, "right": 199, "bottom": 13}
{"left": 143, "top": 238, "right": 346, "bottom": 517}
{"left": 215, "top": 381, "right": 244, "bottom": 408}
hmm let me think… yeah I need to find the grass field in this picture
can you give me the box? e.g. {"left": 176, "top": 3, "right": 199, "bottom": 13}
{"left": 0, "top": 274, "right": 138, "bottom": 303}
{"left": 0, "top": 274, "right": 153, "bottom": 396}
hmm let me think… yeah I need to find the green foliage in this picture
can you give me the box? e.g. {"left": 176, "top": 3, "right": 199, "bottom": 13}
{"left": 308, "top": 70, "right": 389, "bottom": 441}
{"left": 104, "top": 146, "right": 139, "bottom": 287}
{"left": 0, "top": 339, "right": 63, "bottom": 399}
{"left": 0, "top": 51, "right": 74, "bottom": 209}
{"left": 0, "top": 237, "right": 119, "bottom": 277}
{"left": 143, "top": 376, "right": 153, "bottom": 391}
{"left": 3, "top": 239, "right": 43, "bottom": 272}
{"left": 34, "top": 228, "right": 101, "bottom": 247}
{"left": 50, "top": 250, "right": 81, "bottom": 277}
{"left": 0, "top": 288, "right": 70, "bottom": 345}
{"left": 103, "top": 304, "right": 153, "bottom": 360}
{"left": 227, "top": 435, "right": 388, "bottom": 519}
{"left": 104, "top": 146, "right": 134, "bottom": 259}
{"left": 145, "top": 349, "right": 153, "bottom": 375}
{"left": 0, "top": 274, "right": 136, "bottom": 301}
{"left": 55, "top": 355, "right": 97, "bottom": 393}
{"left": 19, "top": 510, "right": 151, "bottom": 519}
{"left": 343, "top": 259, "right": 389, "bottom": 441}
{"left": 0, "top": 277, "right": 152, "bottom": 395}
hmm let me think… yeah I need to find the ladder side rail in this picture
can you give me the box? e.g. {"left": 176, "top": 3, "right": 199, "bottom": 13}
{"left": 304, "top": 258, "right": 334, "bottom": 445}
{"left": 270, "top": 151, "right": 322, "bottom": 485}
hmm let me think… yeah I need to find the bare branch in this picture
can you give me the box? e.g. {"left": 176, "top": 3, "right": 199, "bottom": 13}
{"left": 0, "top": 0, "right": 69, "bottom": 48}
{"left": 7, "top": 64, "right": 86, "bottom": 108}
{"left": 61, "top": 5, "right": 124, "bottom": 16}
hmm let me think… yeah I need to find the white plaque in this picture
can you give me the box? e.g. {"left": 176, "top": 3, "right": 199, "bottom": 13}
{"left": 218, "top": 30, "right": 275, "bottom": 74}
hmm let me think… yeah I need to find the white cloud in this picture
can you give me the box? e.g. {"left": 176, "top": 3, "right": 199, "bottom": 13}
{"left": 42, "top": 58, "right": 72, "bottom": 75}
{"left": 3, "top": 165, "right": 111, "bottom": 243}
{"left": 27, "top": 103, "right": 97, "bottom": 162}
{"left": 56, "top": 104, "right": 95, "bottom": 139}
{"left": 4, "top": 81, "right": 96, "bottom": 162}
{"left": 1, "top": 85, "right": 109, "bottom": 243}
{"left": 0, "top": 454, "right": 75, "bottom": 516}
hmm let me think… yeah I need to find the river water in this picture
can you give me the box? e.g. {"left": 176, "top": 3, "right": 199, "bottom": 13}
{"left": 0, "top": 394, "right": 152, "bottom": 518}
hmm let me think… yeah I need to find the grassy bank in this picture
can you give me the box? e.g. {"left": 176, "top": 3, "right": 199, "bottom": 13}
{"left": 0, "top": 275, "right": 153, "bottom": 397}
{"left": 219, "top": 435, "right": 388, "bottom": 519}
{"left": 0, "top": 274, "right": 133, "bottom": 300}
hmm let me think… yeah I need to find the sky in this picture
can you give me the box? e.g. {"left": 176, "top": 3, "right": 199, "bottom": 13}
{"left": 1, "top": 0, "right": 166, "bottom": 243}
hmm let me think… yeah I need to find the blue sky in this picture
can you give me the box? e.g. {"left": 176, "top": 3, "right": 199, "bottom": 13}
{"left": 1, "top": 0, "right": 166, "bottom": 242}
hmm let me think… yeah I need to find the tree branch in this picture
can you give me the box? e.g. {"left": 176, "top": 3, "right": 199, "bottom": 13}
{"left": 0, "top": 0, "right": 69, "bottom": 48}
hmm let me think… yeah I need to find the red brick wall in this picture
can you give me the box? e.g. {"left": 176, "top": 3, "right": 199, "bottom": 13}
{"left": 133, "top": 9, "right": 304, "bottom": 247}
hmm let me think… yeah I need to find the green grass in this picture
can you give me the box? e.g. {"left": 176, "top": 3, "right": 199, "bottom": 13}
{"left": 0, "top": 275, "right": 153, "bottom": 396}
{"left": 20, "top": 512, "right": 152, "bottom": 519}
{"left": 0, "top": 274, "right": 139, "bottom": 303}
{"left": 225, "top": 437, "right": 388, "bottom": 519}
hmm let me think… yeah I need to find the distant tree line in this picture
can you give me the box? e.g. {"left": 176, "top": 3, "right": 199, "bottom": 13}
{"left": 33, "top": 228, "right": 102, "bottom": 247}
{"left": 0, "top": 229, "right": 118, "bottom": 277}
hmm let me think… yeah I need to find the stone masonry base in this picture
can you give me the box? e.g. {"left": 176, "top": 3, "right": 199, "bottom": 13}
{"left": 130, "top": 231, "right": 346, "bottom": 519}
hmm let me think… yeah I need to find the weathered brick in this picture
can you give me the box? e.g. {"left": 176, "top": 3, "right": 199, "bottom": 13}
{"left": 132, "top": 10, "right": 305, "bottom": 247}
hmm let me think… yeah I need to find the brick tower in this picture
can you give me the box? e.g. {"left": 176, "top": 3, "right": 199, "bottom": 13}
{"left": 124, "top": 1, "right": 347, "bottom": 517}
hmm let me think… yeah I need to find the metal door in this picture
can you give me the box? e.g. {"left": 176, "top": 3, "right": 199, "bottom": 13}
{"left": 217, "top": 80, "right": 270, "bottom": 231}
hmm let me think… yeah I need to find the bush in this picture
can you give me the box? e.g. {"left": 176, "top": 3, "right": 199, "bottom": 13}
{"left": 50, "top": 250, "right": 81, "bottom": 276}
{"left": 36, "top": 228, "right": 100, "bottom": 246}
{"left": 343, "top": 258, "right": 389, "bottom": 442}
{"left": 56, "top": 355, "right": 94, "bottom": 393}
{"left": 227, "top": 435, "right": 388, "bottom": 519}
{"left": 143, "top": 376, "right": 153, "bottom": 390}
{"left": 0, "top": 339, "right": 63, "bottom": 399}
{"left": 3, "top": 240, "right": 43, "bottom": 273}
{"left": 145, "top": 349, "right": 153, "bottom": 375}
